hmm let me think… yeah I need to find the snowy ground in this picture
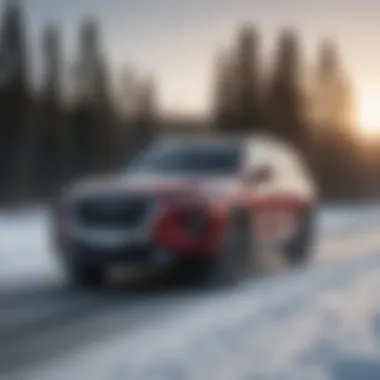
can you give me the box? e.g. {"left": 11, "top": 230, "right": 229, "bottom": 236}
{"left": 0, "top": 207, "right": 63, "bottom": 288}
{"left": 1, "top": 205, "right": 380, "bottom": 380}
{"left": 317, "top": 204, "right": 380, "bottom": 236}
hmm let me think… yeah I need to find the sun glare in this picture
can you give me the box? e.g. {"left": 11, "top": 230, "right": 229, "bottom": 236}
{"left": 357, "top": 91, "right": 380, "bottom": 135}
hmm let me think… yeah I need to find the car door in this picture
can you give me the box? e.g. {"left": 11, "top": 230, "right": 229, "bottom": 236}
{"left": 269, "top": 144, "right": 316, "bottom": 242}
{"left": 243, "top": 140, "right": 302, "bottom": 243}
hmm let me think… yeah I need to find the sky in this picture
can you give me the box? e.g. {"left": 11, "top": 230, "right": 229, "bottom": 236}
{"left": 12, "top": 0, "right": 380, "bottom": 118}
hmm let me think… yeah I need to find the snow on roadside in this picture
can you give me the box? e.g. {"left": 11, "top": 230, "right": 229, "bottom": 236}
{"left": 0, "top": 207, "right": 63, "bottom": 288}
{"left": 14, "top": 249, "right": 380, "bottom": 380}
{"left": 317, "top": 204, "right": 380, "bottom": 236}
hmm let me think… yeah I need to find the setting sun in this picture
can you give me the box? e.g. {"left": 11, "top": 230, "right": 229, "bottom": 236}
{"left": 357, "top": 91, "right": 380, "bottom": 135}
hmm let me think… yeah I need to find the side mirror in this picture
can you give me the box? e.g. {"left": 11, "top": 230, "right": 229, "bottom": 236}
{"left": 243, "top": 166, "right": 272, "bottom": 186}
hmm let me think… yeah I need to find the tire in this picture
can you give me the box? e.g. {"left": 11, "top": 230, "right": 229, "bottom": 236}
{"left": 284, "top": 206, "right": 315, "bottom": 267}
{"left": 205, "top": 210, "right": 254, "bottom": 287}
{"left": 66, "top": 262, "right": 106, "bottom": 288}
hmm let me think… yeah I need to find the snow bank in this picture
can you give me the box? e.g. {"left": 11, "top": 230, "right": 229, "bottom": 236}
{"left": 317, "top": 204, "right": 380, "bottom": 236}
{"left": 0, "top": 207, "right": 63, "bottom": 288}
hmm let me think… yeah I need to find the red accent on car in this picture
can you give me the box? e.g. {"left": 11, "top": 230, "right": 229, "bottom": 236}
{"left": 152, "top": 200, "right": 226, "bottom": 258}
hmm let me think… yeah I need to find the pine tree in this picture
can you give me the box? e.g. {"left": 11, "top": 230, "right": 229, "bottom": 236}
{"left": 0, "top": 0, "right": 28, "bottom": 91}
{"left": 235, "top": 24, "right": 262, "bottom": 130}
{"left": 0, "top": 0, "right": 30, "bottom": 201}
{"left": 75, "top": 18, "right": 100, "bottom": 103}
{"left": 93, "top": 56, "right": 115, "bottom": 170}
{"left": 42, "top": 24, "right": 61, "bottom": 100}
{"left": 134, "top": 75, "right": 157, "bottom": 149}
{"left": 314, "top": 40, "right": 363, "bottom": 199}
{"left": 72, "top": 18, "right": 113, "bottom": 174}
{"left": 33, "top": 23, "right": 65, "bottom": 197}
{"left": 213, "top": 48, "right": 237, "bottom": 132}
{"left": 314, "top": 41, "right": 354, "bottom": 129}
{"left": 119, "top": 66, "right": 139, "bottom": 120}
{"left": 266, "top": 29, "right": 306, "bottom": 148}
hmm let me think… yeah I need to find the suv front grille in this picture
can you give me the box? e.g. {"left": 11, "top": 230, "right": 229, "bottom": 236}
{"left": 74, "top": 195, "right": 153, "bottom": 228}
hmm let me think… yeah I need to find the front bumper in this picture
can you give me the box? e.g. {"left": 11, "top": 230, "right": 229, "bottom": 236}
{"left": 56, "top": 221, "right": 222, "bottom": 267}
{"left": 54, "top": 199, "right": 226, "bottom": 265}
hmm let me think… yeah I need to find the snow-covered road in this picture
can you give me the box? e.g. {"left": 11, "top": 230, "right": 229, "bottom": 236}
{"left": 1, "top": 205, "right": 380, "bottom": 380}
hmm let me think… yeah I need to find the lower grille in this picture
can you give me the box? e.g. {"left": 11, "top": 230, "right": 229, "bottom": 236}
{"left": 74, "top": 196, "right": 153, "bottom": 228}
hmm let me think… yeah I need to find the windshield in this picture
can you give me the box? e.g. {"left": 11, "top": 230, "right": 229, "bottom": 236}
{"left": 128, "top": 141, "right": 241, "bottom": 176}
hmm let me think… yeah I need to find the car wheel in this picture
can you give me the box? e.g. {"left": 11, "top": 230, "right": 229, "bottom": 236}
{"left": 284, "top": 206, "right": 315, "bottom": 267}
{"left": 206, "top": 210, "right": 255, "bottom": 287}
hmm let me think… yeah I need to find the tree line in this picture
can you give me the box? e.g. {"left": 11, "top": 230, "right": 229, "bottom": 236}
{"left": 0, "top": 1, "right": 156, "bottom": 204}
{"left": 0, "top": 1, "right": 377, "bottom": 204}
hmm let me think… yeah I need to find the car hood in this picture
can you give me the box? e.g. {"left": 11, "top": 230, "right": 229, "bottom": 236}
{"left": 67, "top": 172, "right": 239, "bottom": 202}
